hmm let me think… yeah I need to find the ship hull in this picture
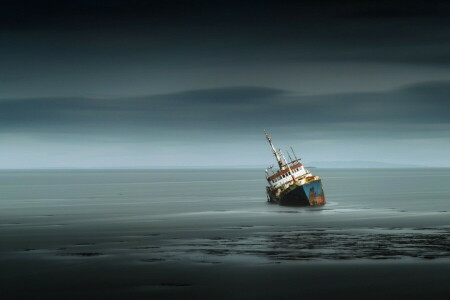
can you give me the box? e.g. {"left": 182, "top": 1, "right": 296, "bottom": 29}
{"left": 267, "top": 179, "right": 326, "bottom": 206}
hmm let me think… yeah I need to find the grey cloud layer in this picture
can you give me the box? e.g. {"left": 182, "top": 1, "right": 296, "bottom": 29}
{"left": 1, "top": 81, "right": 449, "bottom": 139}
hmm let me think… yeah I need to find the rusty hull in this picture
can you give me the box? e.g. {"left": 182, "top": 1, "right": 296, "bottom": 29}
{"left": 267, "top": 177, "right": 326, "bottom": 206}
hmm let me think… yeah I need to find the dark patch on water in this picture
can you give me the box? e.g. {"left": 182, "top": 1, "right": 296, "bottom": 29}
{"left": 159, "top": 283, "right": 191, "bottom": 287}
{"left": 57, "top": 252, "right": 103, "bottom": 257}
{"left": 148, "top": 227, "right": 450, "bottom": 262}
{"left": 194, "top": 260, "right": 221, "bottom": 264}
{"left": 140, "top": 258, "right": 165, "bottom": 263}
{"left": 130, "top": 246, "right": 160, "bottom": 249}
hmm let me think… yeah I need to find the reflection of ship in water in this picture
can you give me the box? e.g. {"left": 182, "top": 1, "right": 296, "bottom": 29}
{"left": 264, "top": 131, "right": 326, "bottom": 206}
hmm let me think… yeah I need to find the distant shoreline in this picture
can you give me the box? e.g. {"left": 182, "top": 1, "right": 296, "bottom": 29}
{"left": 0, "top": 166, "right": 448, "bottom": 171}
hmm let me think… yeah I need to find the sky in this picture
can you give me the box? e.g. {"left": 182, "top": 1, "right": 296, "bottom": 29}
{"left": 1, "top": 0, "right": 449, "bottom": 168}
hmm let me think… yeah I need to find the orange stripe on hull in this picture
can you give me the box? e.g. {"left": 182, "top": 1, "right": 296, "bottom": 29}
{"left": 267, "top": 163, "right": 303, "bottom": 181}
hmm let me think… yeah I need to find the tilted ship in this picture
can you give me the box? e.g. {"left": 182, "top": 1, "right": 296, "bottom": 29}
{"left": 264, "top": 132, "right": 326, "bottom": 206}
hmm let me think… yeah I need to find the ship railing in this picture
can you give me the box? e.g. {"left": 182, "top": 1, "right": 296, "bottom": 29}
{"left": 266, "top": 172, "right": 278, "bottom": 177}
{"left": 266, "top": 159, "right": 302, "bottom": 177}
{"left": 285, "top": 159, "right": 301, "bottom": 168}
{"left": 265, "top": 166, "right": 278, "bottom": 177}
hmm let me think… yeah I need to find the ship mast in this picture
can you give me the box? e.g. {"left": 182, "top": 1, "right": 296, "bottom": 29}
{"left": 264, "top": 130, "right": 284, "bottom": 170}
{"left": 290, "top": 146, "right": 299, "bottom": 162}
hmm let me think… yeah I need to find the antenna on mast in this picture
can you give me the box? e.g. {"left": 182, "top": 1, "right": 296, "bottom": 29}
{"left": 264, "top": 130, "right": 284, "bottom": 170}
{"left": 290, "top": 146, "right": 300, "bottom": 161}
{"left": 286, "top": 149, "right": 293, "bottom": 163}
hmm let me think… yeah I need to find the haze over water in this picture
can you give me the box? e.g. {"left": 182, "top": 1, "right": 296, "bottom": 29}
{"left": 1, "top": 168, "right": 449, "bottom": 299}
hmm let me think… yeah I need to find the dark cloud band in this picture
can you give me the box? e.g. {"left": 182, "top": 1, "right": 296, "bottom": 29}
{"left": 1, "top": 82, "right": 448, "bottom": 140}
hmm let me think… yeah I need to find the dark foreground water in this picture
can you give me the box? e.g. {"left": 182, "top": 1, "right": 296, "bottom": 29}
{"left": 1, "top": 168, "right": 449, "bottom": 299}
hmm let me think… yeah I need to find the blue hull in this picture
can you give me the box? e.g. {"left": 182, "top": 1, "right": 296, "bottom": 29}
{"left": 267, "top": 179, "right": 326, "bottom": 206}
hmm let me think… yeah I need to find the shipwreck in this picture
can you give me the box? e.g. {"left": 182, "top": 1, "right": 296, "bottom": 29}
{"left": 264, "top": 131, "right": 326, "bottom": 206}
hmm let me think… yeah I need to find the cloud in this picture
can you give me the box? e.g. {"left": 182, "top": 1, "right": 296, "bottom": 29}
{"left": 0, "top": 81, "right": 449, "bottom": 140}
{"left": 2, "top": 2, "right": 450, "bottom": 102}
{"left": 2, "top": 1, "right": 450, "bottom": 67}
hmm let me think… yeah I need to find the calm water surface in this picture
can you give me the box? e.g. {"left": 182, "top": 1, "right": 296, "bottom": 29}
{"left": 1, "top": 168, "right": 448, "bottom": 228}
{"left": 1, "top": 168, "right": 449, "bottom": 299}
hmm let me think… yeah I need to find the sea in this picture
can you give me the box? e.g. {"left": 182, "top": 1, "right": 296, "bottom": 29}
{"left": 1, "top": 168, "right": 449, "bottom": 299}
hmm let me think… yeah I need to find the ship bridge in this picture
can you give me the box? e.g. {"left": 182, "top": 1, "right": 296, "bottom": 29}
{"left": 264, "top": 131, "right": 309, "bottom": 188}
